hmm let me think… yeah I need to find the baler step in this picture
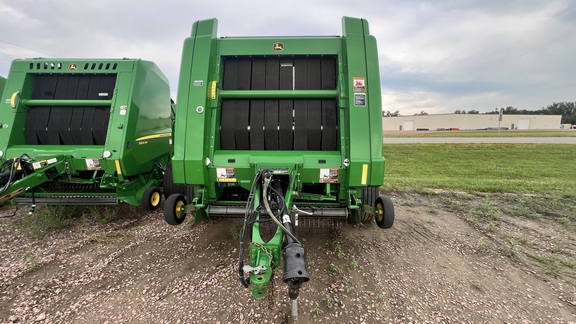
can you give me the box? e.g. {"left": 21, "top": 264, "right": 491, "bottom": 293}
{"left": 14, "top": 196, "right": 117, "bottom": 206}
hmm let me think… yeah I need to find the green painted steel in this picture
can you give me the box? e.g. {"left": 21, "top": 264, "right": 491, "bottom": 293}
{"left": 0, "top": 58, "right": 172, "bottom": 207}
{"left": 170, "top": 17, "right": 386, "bottom": 299}
{"left": 0, "top": 76, "right": 6, "bottom": 98}
{"left": 173, "top": 17, "right": 384, "bottom": 188}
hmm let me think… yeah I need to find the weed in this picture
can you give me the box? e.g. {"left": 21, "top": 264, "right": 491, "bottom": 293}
{"left": 503, "top": 232, "right": 527, "bottom": 247}
{"left": 400, "top": 199, "right": 416, "bottom": 207}
{"left": 471, "top": 280, "right": 484, "bottom": 291}
{"left": 479, "top": 199, "right": 501, "bottom": 221}
{"left": 329, "top": 263, "right": 342, "bottom": 273}
{"left": 344, "top": 280, "right": 356, "bottom": 293}
{"left": 13, "top": 205, "right": 74, "bottom": 237}
{"left": 23, "top": 247, "right": 37, "bottom": 266}
{"left": 440, "top": 196, "right": 468, "bottom": 212}
{"left": 485, "top": 222, "right": 500, "bottom": 233}
{"left": 335, "top": 243, "right": 345, "bottom": 258}
{"left": 308, "top": 260, "right": 315, "bottom": 268}
{"left": 311, "top": 305, "right": 323, "bottom": 316}
{"left": 561, "top": 259, "right": 576, "bottom": 271}
{"left": 498, "top": 246, "right": 518, "bottom": 261}
{"left": 557, "top": 217, "right": 572, "bottom": 226}
{"left": 350, "top": 259, "right": 358, "bottom": 269}
{"left": 527, "top": 253, "right": 563, "bottom": 278}
{"left": 504, "top": 195, "right": 540, "bottom": 219}
{"left": 81, "top": 213, "right": 91, "bottom": 227}
{"left": 477, "top": 239, "right": 492, "bottom": 252}
{"left": 377, "top": 293, "right": 385, "bottom": 302}
{"left": 428, "top": 201, "right": 438, "bottom": 214}
{"left": 324, "top": 293, "right": 334, "bottom": 308}
{"left": 89, "top": 232, "right": 125, "bottom": 244}
{"left": 84, "top": 206, "right": 118, "bottom": 224}
{"left": 229, "top": 226, "right": 240, "bottom": 240}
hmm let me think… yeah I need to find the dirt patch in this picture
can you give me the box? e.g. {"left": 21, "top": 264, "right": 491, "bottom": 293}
{"left": 1, "top": 192, "right": 575, "bottom": 323}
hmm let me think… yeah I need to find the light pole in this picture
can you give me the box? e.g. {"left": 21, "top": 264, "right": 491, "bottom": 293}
{"left": 498, "top": 108, "right": 503, "bottom": 137}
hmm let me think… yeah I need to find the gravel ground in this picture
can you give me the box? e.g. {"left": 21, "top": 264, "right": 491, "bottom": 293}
{"left": 1, "top": 192, "right": 576, "bottom": 323}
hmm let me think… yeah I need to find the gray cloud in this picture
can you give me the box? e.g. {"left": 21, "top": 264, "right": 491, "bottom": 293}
{"left": 1, "top": 0, "right": 573, "bottom": 114}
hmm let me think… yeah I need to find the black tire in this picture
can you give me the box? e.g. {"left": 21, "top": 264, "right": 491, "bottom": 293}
{"left": 360, "top": 187, "right": 379, "bottom": 223}
{"left": 142, "top": 186, "right": 162, "bottom": 211}
{"left": 375, "top": 196, "right": 395, "bottom": 229}
{"left": 164, "top": 194, "right": 187, "bottom": 225}
{"left": 162, "top": 162, "right": 189, "bottom": 199}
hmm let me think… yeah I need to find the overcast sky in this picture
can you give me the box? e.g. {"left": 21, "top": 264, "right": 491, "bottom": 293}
{"left": 1, "top": 0, "right": 574, "bottom": 115}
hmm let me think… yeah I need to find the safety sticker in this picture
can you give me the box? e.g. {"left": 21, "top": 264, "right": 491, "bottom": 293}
{"left": 86, "top": 159, "right": 102, "bottom": 170}
{"left": 32, "top": 160, "right": 47, "bottom": 170}
{"left": 353, "top": 77, "right": 365, "bottom": 92}
{"left": 217, "top": 167, "right": 237, "bottom": 182}
{"left": 320, "top": 168, "right": 339, "bottom": 183}
{"left": 354, "top": 93, "right": 366, "bottom": 107}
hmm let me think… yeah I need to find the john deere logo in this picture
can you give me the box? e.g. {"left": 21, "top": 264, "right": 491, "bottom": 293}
{"left": 69, "top": 64, "right": 77, "bottom": 71}
{"left": 273, "top": 42, "right": 284, "bottom": 51}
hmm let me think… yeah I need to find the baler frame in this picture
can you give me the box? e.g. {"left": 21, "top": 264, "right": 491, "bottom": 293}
{"left": 0, "top": 58, "right": 172, "bottom": 210}
{"left": 163, "top": 17, "right": 395, "bottom": 320}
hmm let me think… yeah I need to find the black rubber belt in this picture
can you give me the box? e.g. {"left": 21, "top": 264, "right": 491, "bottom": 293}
{"left": 220, "top": 100, "right": 236, "bottom": 150}
{"left": 250, "top": 99, "right": 265, "bottom": 150}
{"left": 322, "top": 99, "right": 338, "bottom": 150}
{"left": 307, "top": 99, "right": 322, "bottom": 150}
{"left": 294, "top": 99, "right": 308, "bottom": 150}
{"left": 279, "top": 99, "right": 293, "bottom": 150}
{"left": 264, "top": 99, "right": 279, "bottom": 150}
{"left": 234, "top": 99, "right": 250, "bottom": 150}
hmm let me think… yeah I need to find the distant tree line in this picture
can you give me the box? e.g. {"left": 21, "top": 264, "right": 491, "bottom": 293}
{"left": 482, "top": 102, "right": 576, "bottom": 124}
{"left": 383, "top": 102, "right": 576, "bottom": 124}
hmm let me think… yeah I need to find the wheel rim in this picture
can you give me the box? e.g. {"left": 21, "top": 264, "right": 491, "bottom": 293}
{"left": 150, "top": 192, "right": 160, "bottom": 206}
{"left": 175, "top": 200, "right": 185, "bottom": 219}
{"left": 376, "top": 202, "right": 384, "bottom": 222}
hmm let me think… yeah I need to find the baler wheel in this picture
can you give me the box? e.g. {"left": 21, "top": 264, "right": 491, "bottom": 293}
{"left": 165, "top": 194, "right": 187, "bottom": 225}
{"left": 142, "top": 187, "right": 162, "bottom": 211}
{"left": 375, "top": 196, "right": 395, "bottom": 229}
{"left": 360, "top": 187, "right": 379, "bottom": 223}
{"left": 163, "top": 162, "right": 189, "bottom": 199}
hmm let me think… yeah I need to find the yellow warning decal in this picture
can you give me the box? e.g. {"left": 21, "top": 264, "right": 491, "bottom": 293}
{"left": 210, "top": 81, "right": 217, "bottom": 100}
{"left": 361, "top": 164, "right": 368, "bottom": 185}
{"left": 135, "top": 132, "right": 171, "bottom": 142}
{"left": 217, "top": 167, "right": 236, "bottom": 182}
{"left": 115, "top": 160, "right": 122, "bottom": 175}
{"left": 11, "top": 92, "right": 20, "bottom": 108}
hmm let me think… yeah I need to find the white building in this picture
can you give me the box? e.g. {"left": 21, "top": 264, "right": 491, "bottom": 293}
{"left": 382, "top": 114, "right": 562, "bottom": 131}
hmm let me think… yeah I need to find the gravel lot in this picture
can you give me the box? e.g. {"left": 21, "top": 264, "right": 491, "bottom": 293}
{"left": 1, "top": 192, "right": 575, "bottom": 323}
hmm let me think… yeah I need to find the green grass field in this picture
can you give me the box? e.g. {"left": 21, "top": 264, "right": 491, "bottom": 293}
{"left": 384, "top": 130, "right": 576, "bottom": 138}
{"left": 382, "top": 143, "right": 576, "bottom": 195}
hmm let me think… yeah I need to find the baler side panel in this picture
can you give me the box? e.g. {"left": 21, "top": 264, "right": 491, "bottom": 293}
{"left": 175, "top": 19, "right": 218, "bottom": 186}
{"left": 118, "top": 61, "right": 172, "bottom": 176}
{"left": 364, "top": 33, "right": 385, "bottom": 186}
{"left": 0, "top": 76, "right": 6, "bottom": 98}
{"left": 342, "top": 17, "right": 373, "bottom": 187}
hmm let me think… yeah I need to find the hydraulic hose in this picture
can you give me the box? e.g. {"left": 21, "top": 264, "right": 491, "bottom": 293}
{"left": 261, "top": 173, "right": 300, "bottom": 245}
{"left": 0, "top": 154, "right": 31, "bottom": 195}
